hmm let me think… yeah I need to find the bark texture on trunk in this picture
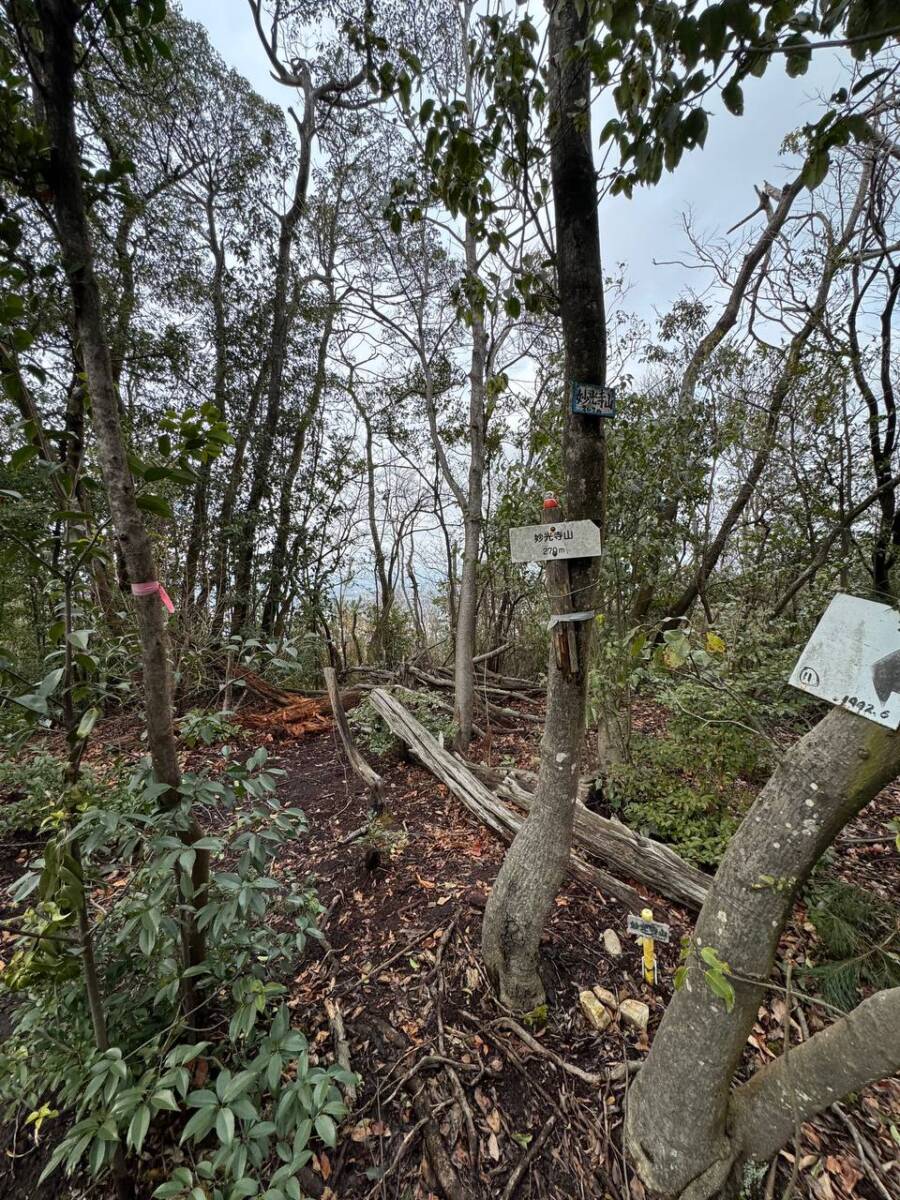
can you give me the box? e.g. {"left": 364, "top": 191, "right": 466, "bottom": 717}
{"left": 481, "top": 0, "right": 606, "bottom": 1010}
{"left": 33, "top": 0, "right": 208, "bottom": 998}
{"left": 625, "top": 707, "right": 900, "bottom": 1198}
{"left": 729, "top": 985, "right": 900, "bottom": 1167}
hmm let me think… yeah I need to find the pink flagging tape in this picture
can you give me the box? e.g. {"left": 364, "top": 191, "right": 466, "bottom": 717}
{"left": 131, "top": 580, "right": 175, "bottom": 614}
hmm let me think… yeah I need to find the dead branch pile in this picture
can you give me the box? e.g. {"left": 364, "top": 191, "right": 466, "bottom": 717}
{"left": 240, "top": 686, "right": 363, "bottom": 738}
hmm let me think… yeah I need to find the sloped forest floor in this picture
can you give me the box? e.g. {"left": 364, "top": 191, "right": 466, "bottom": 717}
{"left": 1, "top": 695, "right": 898, "bottom": 1200}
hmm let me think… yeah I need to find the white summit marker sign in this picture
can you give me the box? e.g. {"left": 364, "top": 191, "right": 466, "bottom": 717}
{"left": 789, "top": 593, "right": 900, "bottom": 730}
{"left": 509, "top": 519, "right": 602, "bottom": 563}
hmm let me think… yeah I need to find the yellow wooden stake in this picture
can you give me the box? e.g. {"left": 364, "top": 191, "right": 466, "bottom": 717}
{"left": 641, "top": 907, "right": 656, "bottom": 985}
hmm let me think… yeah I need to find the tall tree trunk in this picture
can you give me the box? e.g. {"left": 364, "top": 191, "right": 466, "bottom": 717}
{"left": 356, "top": 399, "right": 394, "bottom": 662}
{"left": 210, "top": 363, "right": 267, "bottom": 635}
{"left": 33, "top": 0, "right": 208, "bottom": 1014}
{"left": 625, "top": 707, "right": 900, "bottom": 1198}
{"left": 848, "top": 260, "right": 899, "bottom": 602}
{"left": 481, "top": 0, "right": 606, "bottom": 1010}
{"left": 453, "top": 221, "right": 487, "bottom": 750}
{"left": 661, "top": 158, "right": 872, "bottom": 630}
{"left": 184, "top": 196, "right": 228, "bottom": 627}
{"left": 231, "top": 100, "right": 314, "bottom": 634}
{"left": 262, "top": 287, "right": 336, "bottom": 635}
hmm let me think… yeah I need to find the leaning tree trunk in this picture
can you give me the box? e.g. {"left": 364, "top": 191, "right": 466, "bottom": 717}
{"left": 481, "top": 0, "right": 606, "bottom": 1010}
{"left": 35, "top": 0, "right": 208, "bottom": 1012}
{"left": 625, "top": 706, "right": 900, "bottom": 1199}
{"left": 661, "top": 154, "right": 872, "bottom": 632}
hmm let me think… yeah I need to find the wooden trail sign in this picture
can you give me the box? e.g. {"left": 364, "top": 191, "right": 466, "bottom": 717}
{"left": 509, "top": 518, "right": 602, "bottom": 563}
{"left": 789, "top": 593, "right": 900, "bottom": 729}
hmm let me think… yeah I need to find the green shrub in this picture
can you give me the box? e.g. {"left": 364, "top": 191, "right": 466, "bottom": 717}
{"left": 606, "top": 734, "right": 743, "bottom": 867}
{"left": 0, "top": 747, "right": 353, "bottom": 1198}
{"left": 178, "top": 708, "right": 241, "bottom": 749}
{"left": 800, "top": 878, "right": 900, "bottom": 1011}
{"left": 349, "top": 687, "right": 456, "bottom": 756}
{"left": 0, "top": 755, "right": 134, "bottom": 837}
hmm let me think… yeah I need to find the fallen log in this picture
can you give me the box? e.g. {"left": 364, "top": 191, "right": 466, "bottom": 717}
{"left": 467, "top": 760, "right": 708, "bottom": 911}
{"left": 228, "top": 662, "right": 296, "bottom": 707}
{"left": 369, "top": 688, "right": 647, "bottom": 911}
{"left": 324, "top": 667, "right": 383, "bottom": 809}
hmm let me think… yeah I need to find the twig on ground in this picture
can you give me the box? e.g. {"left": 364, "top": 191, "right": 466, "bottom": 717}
{"left": 362, "top": 922, "right": 445, "bottom": 981}
{"left": 325, "top": 996, "right": 357, "bottom": 1105}
{"left": 501, "top": 1113, "right": 557, "bottom": 1200}
{"left": 832, "top": 1103, "right": 893, "bottom": 1200}
{"left": 361, "top": 1114, "right": 430, "bottom": 1200}
{"left": 337, "top": 823, "right": 370, "bottom": 846}
{"left": 494, "top": 1018, "right": 603, "bottom": 1087}
{"left": 407, "top": 1083, "right": 467, "bottom": 1200}
{"left": 381, "top": 1055, "right": 479, "bottom": 1109}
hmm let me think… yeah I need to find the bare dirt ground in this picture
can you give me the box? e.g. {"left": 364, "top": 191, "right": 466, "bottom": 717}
{"left": 1, "top": 704, "right": 898, "bottom": 1200}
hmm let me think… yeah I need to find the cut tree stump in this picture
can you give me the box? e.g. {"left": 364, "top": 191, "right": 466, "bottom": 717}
{"left": 241, "top": 687, "right": 363, "bottom": 738}
{"left": 369, "top": 687, "right": 648, "bottom": 911}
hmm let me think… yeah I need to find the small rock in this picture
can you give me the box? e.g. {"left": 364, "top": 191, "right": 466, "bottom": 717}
{"left": 619, "top": 998, "right": 649, "bottom": 1032}
{"left": 602, "top": 928, "right": 622, "bottom": 957}
{"left": 592, "top": 985, "right": 618, "bottom": 1011}
{"left": 579, "top": 990, "right": 613, "bottom": 1032}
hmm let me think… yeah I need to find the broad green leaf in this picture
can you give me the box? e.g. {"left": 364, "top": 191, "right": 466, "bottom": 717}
{"left": 10, "top": 444, "right": 40, "bottom": 470}
{"left": 314, "top": 1113, "right": 336, "bottom": 1148}
{"left": 127, "top": 1104, "right": 151, "bottom": 1152}
{"left": 136, "top": 493, "right": 173, "bottom": 519}
{"left": 76, "top": 707, "right": 100, "bottom": 739}
{"left": 703, "top": 969, "right": 736, "bottom": 1012}
{"left": 216, "top": 1106, "right": 235, "bottom": 1146}
{"left": 180, "top": 1104, "right": 217, "bottom": 1144}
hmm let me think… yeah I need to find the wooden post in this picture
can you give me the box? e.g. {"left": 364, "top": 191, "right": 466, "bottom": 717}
{"left": 542, "top": 494, "right": 578, "bottom": 675}
{"left": 323, "top": 666, "right": 384, "bottom": 811}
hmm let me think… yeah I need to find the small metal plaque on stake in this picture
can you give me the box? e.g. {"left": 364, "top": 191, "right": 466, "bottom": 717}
{"left": 571, "top": 381, "right": 616, "bottom": 418}
{"left": 627, "top": 913, "right": 672, "bottom": 944}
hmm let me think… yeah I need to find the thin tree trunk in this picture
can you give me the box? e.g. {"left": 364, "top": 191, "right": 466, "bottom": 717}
{"left": 231, "top": 98, "right": 314, "bottom": 633}
{"left": 662, "top": 158, "right": 872, "bottom": 629}
{"left": 184, "top": 195, "right": 228, "bottom": 626}
{"left": 262, "top": 190, "right": 342, "bottom": 635}
{"left": 453, "top": 219, "right": 487, "bottom": 750}
{"left": 357, "top": 400, "right": 394, "bottom": 662}
{"left": 848, "top": 260, "right": 900, "bottom": 601}
{"left": 261, "top": 299, "right": 335, "bottom": 635}
{"left": 210, "top": 363, "right": 267, "bottom": 635}
{"left": 481, "top": 0, "right": 606, "bottom": 1010}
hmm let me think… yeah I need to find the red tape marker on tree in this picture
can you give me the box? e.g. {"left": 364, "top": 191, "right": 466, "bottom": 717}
{"left": 131, "top": 580, "right": 175, "bottom": 614}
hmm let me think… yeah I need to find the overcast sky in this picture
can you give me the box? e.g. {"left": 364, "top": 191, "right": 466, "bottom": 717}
{"left": 179, "top": 0, "right": 852, "bottom": 330}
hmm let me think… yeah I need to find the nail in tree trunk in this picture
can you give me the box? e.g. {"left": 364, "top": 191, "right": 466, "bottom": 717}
{"left": 481, "top": 0, "right": 606, "bottom": 1010}
{"left": 625, "top": 706, "right": 900, "bottom": 1198}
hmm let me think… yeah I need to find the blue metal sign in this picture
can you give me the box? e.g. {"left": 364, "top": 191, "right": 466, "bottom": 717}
{"left": 571, "top": 381, "right": 616, "bottom": 418}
